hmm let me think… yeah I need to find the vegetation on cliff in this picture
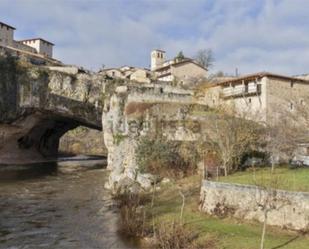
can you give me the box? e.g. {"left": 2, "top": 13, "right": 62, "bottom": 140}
{"left": 136, "top": 137, "right": 201, "bottom": 178}
{"left": 0, "top": 54, "right": 49, "bottom": 123}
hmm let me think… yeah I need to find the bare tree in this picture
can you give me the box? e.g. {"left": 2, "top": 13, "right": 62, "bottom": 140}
{"left": 204, "top": 105, "right": 262, "bottom": 176}
{"left": 195, "top": 49, "right": 215, "bottom": 69}
{"left": 254, "top": 171, "right": 290, "bottom": 249}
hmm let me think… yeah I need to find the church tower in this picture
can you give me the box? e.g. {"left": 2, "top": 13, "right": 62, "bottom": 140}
{"left": 151, "top": 49, "right": 165, "bottom": 71}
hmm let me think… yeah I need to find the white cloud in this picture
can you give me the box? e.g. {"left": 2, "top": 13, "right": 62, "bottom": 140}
{"left": 0, "top": 0, "right": 308, "bottom": 75}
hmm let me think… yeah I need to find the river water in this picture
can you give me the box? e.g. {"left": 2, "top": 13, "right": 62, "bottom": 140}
{"left": 0, "top": 157, "right": 139, "bottom": 249}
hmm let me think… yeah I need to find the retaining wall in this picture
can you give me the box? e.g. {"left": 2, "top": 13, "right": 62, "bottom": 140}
{"left": 200, "top": 180, "right": 309, "bottom": 231}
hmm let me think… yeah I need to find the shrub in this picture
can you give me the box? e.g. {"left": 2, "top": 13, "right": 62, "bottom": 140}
{"left": 155, "top": 221, "right": 217, "bottom": 249}
{"left": 136, "top": 138, "right": 200, "bottom": 178}
{"left": 114, "top": 191, "right": 150, "bottom": 237}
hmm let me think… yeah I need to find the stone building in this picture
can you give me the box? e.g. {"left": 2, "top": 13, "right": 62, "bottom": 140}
{"left": 19, "top": 38, "right": 54, "bottom": 58}
{"left": 151, "top": 49, "right": 208, "bottom": 83}
{"left": 100, "top": 66, "right": 152, "bottom": 83}
{"left": 202, "top": 72, "right": 309, "bottom": 123}
{"left": 0, "top": 21, "right": 54, "bottom": 58}
{"left": 0, "top": 21, "right": 15, "bottom": 47}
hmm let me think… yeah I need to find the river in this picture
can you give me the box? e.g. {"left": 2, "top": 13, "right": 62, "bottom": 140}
{"left": 0, "top": 156, "right": 139, "bottom": 249}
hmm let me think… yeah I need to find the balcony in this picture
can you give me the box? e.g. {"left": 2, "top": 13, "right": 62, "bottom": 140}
{"left": 221, "top": 84, "right": 261, "bottom": 98}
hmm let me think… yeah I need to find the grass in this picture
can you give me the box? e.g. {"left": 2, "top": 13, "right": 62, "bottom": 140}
{"left": 142, "top": 175, "right": 309, "bottom": 249}
{"left": 219, "top": 166, "right": 309, "bottom": 192}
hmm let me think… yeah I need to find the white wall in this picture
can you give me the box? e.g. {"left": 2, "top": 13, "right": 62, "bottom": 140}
{"left": 13, "top": 41, "right": 36, "bottom": 53}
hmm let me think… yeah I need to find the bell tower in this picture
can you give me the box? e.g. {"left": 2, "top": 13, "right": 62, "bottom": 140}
{"left": 151, "top": 49, "right": 165, "bottom": 71}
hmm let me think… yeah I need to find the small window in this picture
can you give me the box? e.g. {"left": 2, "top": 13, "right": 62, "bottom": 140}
{"left": 290, "top": 81, "right": 294, "bottom": 88}
{"left": 257, "top": 84, "right": 261, "bottom": 93}
{"left": 112, "top": 71, "right": 115, "bottom": 76}
{"left": 245, "top": 83, "right": 249, "bottom": 92}
{"left": 248, "top": 98, "right": 252, "bottom": 104}
{"left": 289, "top": 102, "right": 294, "bottom": 110}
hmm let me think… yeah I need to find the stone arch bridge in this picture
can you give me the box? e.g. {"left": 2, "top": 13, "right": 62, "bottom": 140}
{"left": 0, "top": 58, "right": 202, "bottom": 165}
{"left": 0, "top": 63, "right": 103, "bottom": 164}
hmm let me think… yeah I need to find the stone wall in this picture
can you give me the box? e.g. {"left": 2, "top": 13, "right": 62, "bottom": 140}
{"left": 266, "top": 77, "right": 309, "bottom": 123}
{"left": 200, "top": 180, "right": 309, "bottom": 231}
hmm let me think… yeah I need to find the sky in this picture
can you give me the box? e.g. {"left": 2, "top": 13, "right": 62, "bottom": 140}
{"left": 1, "top": 0, "right": 309, "bottom": 76}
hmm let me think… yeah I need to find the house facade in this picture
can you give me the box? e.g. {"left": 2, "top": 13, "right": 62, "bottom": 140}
{"left": 151, "top": 49, "right": 208, "bottom": 83}
{"left": 100, "top": 66, "right": 152, "bottom": 83}
{"left": 202, "top": 72, "right": 309, "bottom": 123}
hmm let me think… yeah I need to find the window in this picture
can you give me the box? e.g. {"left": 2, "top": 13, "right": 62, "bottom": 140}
{"left": 289, "top": 102, "right": 294, "bottom": 110}
{"left": 257, "top": 84, "right": 261, "bottom": 93}
{"left": 245, "top": 83, "right": 249, "bottom": 93}
{"left": 290, "top": 81, "right": 294, "bottom": 88}
{"left": 248, "top": 98, "right": 252, "bottom": 104}
{"left": 112, "top": 71, "right": 115, "bottom": 76}
{"left": 300, "top": 99, "right": 305, "bottom": 105}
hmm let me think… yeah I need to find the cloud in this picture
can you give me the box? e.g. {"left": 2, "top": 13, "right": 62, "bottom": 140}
{"left": 0, "top": 0, "right": 308, "bottom": 75}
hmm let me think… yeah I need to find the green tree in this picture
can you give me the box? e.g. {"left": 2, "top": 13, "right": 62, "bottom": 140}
{"left": 175, "top": 51, "right": 185, "bottom": 61}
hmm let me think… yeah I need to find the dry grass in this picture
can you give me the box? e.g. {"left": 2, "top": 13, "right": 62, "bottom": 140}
{"left": 114, "top": 192, "right": 150, "bottom": 237}
{"left": 155, "top": 220, "right": 217, "bottom": 249}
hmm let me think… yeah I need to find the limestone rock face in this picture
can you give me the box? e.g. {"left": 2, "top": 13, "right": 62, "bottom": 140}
{"left": 101, "top": 82, "right": 207, "bottom": 193}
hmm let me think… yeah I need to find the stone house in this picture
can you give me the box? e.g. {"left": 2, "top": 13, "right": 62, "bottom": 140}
{"left": 100, "top": 66, "right": 152, "bottom": 83}
{"left": 0, "top": 21, "right": 54, "bottom": 58}
{"left": 0, "top": 21, "right": 15, "bottom": 47}
{"left": 151, "top": 49, "right": 208, "bottom": 83}
{"left": 18, "top": 38, "right": 54, "bottom": 58}
{"left": 202, "top": 72, "right": 309, "bottom": 123}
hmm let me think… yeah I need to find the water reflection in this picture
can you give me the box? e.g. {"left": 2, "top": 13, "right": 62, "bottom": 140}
{"left": 0, "top": 157, "right": 139, "bottom": 249}
{"left": 0, "top": 163, "right": 58, "bottom": 182}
